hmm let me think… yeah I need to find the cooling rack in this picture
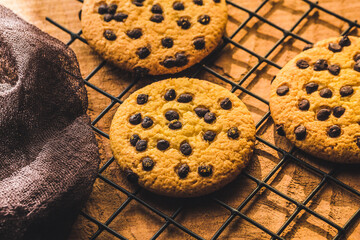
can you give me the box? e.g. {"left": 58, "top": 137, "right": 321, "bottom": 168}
{"left": 47, "top": 0, "right": 360, "bottom": 239}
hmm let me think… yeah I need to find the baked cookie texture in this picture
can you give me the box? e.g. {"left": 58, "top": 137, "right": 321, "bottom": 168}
{"left": 110, "top": 78, "right": 255, "bottom": 197}
{"left": 81, "top": 0, "right": 227, "bottom": 76}
{"left": 270, "top": 36, "right": 360, "bottom": 163}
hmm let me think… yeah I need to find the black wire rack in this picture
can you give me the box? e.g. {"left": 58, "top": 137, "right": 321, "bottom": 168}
{"left": 46, "top": 0, "right": 360, "bottom": 239}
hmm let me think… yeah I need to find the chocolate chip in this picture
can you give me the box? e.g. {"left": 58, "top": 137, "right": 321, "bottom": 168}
{"left": 129, "top": 113, "right": 142, "bottom": 125}
{"left": 103, "top": 14, "right": 113, "bottom": 22}
{"left": 298, "top": 99, "right": 310, "bottom": 111}
{"left": 180, "top": 142, "right": 192, "bottom": 156}
{"left": 276, "top": 85, "right": 289, "bottom": 96}
{"left": 193, "top": 37, "right": 205, "bottom": 50}
{"left": 132, "top": 0, "right": 144, "bottom": 7}
{"left": 294, "top": 125, "right": 306, "bottom": 140}
{"left": 130, "top": 134, "right": 141, "bottom": 146}
{"left": 204, "top": 112, "right": 216, "bottom": 124}
{"left": 114, "top": 12, "right": 128, "bottom": 22}
{"left": 354, "top": 61, "right": 360, "bottom": 72}
{"left": 133, "top": 67, "right": 149, "bottom": 77}
{"left": 317, "top": 108, "right": 331, "bottom": 121}
{"left": 314, "top": 59, "right": 328, "bottom": 71}
{"left": 150, "top": 14, "right": 164, "bottom": 23}
{"left": 319, "top": 88, "right": 332, "bottom": 98}
{"left": 177, "top": 17, "right": 191, "bottom": 29}
{"left": 78, "top": 10, "right": 82, "bottom": 20}
{"left": 142, "top": 157, "right": 154, "bottom": 171}
{"left": 137, "top": 94, "right": 148, "bottom": 105}
{"left": 339, "top": 36, "right": 351, "bottom": 47}
{"left": 108, "top": 3, "right": 117, "bottom": 14}
{"left": 198, "top": 15, "right": 210, "bottom": 25}
{"left": 227, "top": 127, "right": 239, "bottom": 139}
{"left": 157, "top": 140, "right": 170, "bottom": 150}
{"left": 103, "top": 30, "right": 116, "bottom": 41}
{"left": 161, "top": 37, "right": 173, "bottom": 48}
{"left": 193, "top": 0, "right": 203, "bottom": 5}
{"left": 173, "top": 2, "right": 185, "bottom": 10}
{"left": 296, "top": 59, "right": 309, "bottom": 69}
{"left": 220, "top": 98, "right": 232, "bottom": 110}
{"left": 136, "top": 140, "right": 147, "bottom": 151}
{"left": 136, "top": 47, "right": 151, "bottom": 59}
{"left": 328, "top": 64, "right": 340, "bottom": 76}
{"left": 275, "top": 124, "right": 286, "bottom": 136}
{"left": 305, "top": 82, "right": 318, "bottom": 94}
{"left": 340, "top": 86, "right": 354, "bottom": 97}
{"left": 151, "top": 4, "right": 163, "bottom": 13}
{"left": 354, "top": 54, "right": 360, "bottom": 62}
{"left": 165, "top": 110, "right": 179, "bottom": 121}
{"left": 163, "top": 57, "right": 176, "bottom": 68}
{"left": 213, "top": 0, "right": 221, "bottom": 2}
{"left": 169, "top": 120, "right": 182, "bottom": 130}
{"left": 356, "top": 137, "right": 360, "bottom": 148}
{"left": 175, "top": 53, "right": 188, "bottom": 67}
{"left": 178, "top": 164, "right": 189, "bottom": 178}
{"left": 177, "top": 93, "right": 193, "bottom": 103}
{"left": 126, "top": 28, "right": 142, "bottom": 39}
{"left": 303, "top": 44, "right": 313, "bottom": 51}
{"left": 333, "top": 106, "right": 345, "bottom": 118}
{"left": 141, "top": 116, "right": 153, "bottom": 128}
{"left": 194, "top": 107, "right": 209, "bottom": 118}
{"left": 203, "top": 130, "right": 216, "bottom": 142}
{"left": 198, "top": 165, "right": 212, "bottom": 177}
{"left": 164, "top": 89, "right": 176, "bottom": 101}
{"left": 98, "top": 4, "right": 108, "bottom": 14}
{"left": 125, "top": 169, "right": 139, "bottom": 183}
{"left": 328, "top": 43, "right": 342, "bottom": 52}
{"left": 328, "top": 125, "right": 341, "bottom": 138}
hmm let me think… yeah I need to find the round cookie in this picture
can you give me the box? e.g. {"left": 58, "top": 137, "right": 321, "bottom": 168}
{"left": 270, "top": 36, "right": 360, "bottom": 163}
{"left": 110, "top": 78, "right": 255, "bottom": 197}
{"left": 81, "top": 0, "right": 227, "bottom": 76}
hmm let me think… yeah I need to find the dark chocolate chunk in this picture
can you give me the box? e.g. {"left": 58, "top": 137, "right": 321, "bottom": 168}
{"left": 204, "top": 112, "right": 216, "bottom": 124}
{"left": 164, "top": 89, "right": 176, "bottom": 101}
{"left": 141, "top": 116, "right": 153, "bottom": 128}
{"left": 193, "top": 0, "right": 203, "bottom": 5}
{"left": 178, "top": 164, "right": 189, "bottom": 178}
{"left": 165, "top": 110, "right": 180, "bottom": 121}
{"left": 198, "top": 165, "right": 212, "bottom": 177}
{"left": 333, "top": 106, "right": 345, "bottom": 118}
{"left": 339, "top": 36, "right": 351, "bottom": 47}
{"left": 328, "top": 125, "right": 341, "bottom": 138}
{"left": 177, "top": 17, "right": 191, "bottom": 29}
{"left": 177, "top": 93, "right": 193, "bottom": 103}
{"left": 317, "top": 108, "right": 331, "bottom": 121}
{"left": 114, "top": 12, "right": 128, "bottom": 22}
{"left": 354, "top": 54, "right": 360, "bottom": 62}
{"left": 354, "top": 60, "right": 360, "bottom": 72}
{"left": 150, "top": 14, "right": 164, "bottom": 23}
{"left": 340, "top": 85, "right": 354, "bottom": 97}
{"left": 78, "top": 10, "right": 82, "bottom": 20}
{"left": 151, "top": 4, "right": 163, "bottom": 13}
{"left": 161, "top": 37, "right": 174, "bottom": 48}
{"left": 275, "top": 124, "right": 286, "bottom": 136}
{"left": 175, "top": 52, "right": 188, "bottom": 67}
{"left": 180, "top": 142, "right": 192, "bottom": 156}
{"left": 314, "top": 59, "right": 328, "bottom": 71}
{"left": 305, "top": 82, "right": 318, "bottom": 94}
{"left": 298, "top": 99, "right": 310, "bottom": 111}
{"left": 169, "top": 120, "right": 182, "bottom": 130}
{"left": 132, "top": 0, "right": 144, "bottom": 7}
{"left": 220, "top": 98, "right": 232, "bottom": 110}
{"left": 130, "top": 134, "right": 141, "bottom": 146}
{"left": 328, "top": 43, "right": 342, "bottom": 52}
{"left": 193, "top": 37, "right": 205, "bottom": 50}
{"left": 198, "top": 14, "right": 210, "bottom": 25}
{"left": 163, "top": 57, "right": 176, "bottom": 68}
{"left": 319, "top": 88, "right": 332, "bottom": 98}
{"left": 136, "top": 140, "right": 147, "bottom": 151}
{"left": 137, "top": 94, "right": 148, "bottom": 105}
{"left": 213, "top": 0, "right": 221, "bottom": 2}
{"left": 108, "top": 3, "right": 117, "bottom": 14}
{"left": 276, "top": 85, "right": 289, "bottom": 96}
{"left": 133, "top": 67, "right": 149, "bottom": 77}
{"left": 126, "top": 28, "right": 142, "bottom": 39}
{"left": 356, "top": 137, "right": 360, "bottom": 148}
{"left": 173, "top": 1, "right": 185, "bottom": 10}
{"left": 296, "top": 59, "right": 309, "bottom": 69}
{"left": 98, "top": 4, "right": 108, "bottom": 14}
{"left": 303, "top": 44, "right": 313, "bottom": 51}
{"left": 103, "top": 14, "right": 113, "bottom": 22}
{"left": 136, "top": 47, "right": 151, "bottom": 59}
{"left": 157, "top": 139, "right": 170, "bottom": 150}
{"left": 125, "top": 169, "right": 139, "bottom": 183}
{"left": 194, "top": 107, "right": 209, "bottom": 118}
{"left": 129, "top": 113, "right": 142, "bottom": 125}
{"left": 203, "top": 130, "right": 216, "bottom": 142}
{"left": 142, "top": 157, "right": 154, "bottom": 171}
{"left": 103, "top": 30, "right": 116, "bottom": 41}
{"left": 227, "top": 127, "right": 239, "bottom": 139}
{"left": 328, "top": 64, "right": 340, "bottom": 75}
{"left": 294, "top": 125, "right": 306, "bottom": 140}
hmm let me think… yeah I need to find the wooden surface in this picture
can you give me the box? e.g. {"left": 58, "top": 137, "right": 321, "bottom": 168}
{"left": 2, "top": 0, "right": 360, "bottom": 239}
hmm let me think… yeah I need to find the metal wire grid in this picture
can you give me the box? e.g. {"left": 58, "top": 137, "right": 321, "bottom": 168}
{"left": 46, "top": 0, "right": 360, "bottom": 239}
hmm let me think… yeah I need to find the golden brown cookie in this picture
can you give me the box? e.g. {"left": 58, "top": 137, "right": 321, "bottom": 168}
{"left": 270, "top": 36, "right": 360, "bottom": 163}
{"left": 81, "top": 0, "right": 228, "bottom": 76}
{"left": 110, "top": 78, "right": 255, "bottom": 197}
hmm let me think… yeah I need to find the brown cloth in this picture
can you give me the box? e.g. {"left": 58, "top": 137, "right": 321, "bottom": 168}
{"left": 0, "top": 5, "right": 100, "bottom": 240}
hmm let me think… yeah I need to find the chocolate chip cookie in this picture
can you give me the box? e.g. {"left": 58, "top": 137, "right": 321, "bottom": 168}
{"left": 270, "top": 36, "right": 360, "bottom": 163}
{"left": 81, "top": 0, "right": 228, "bottom": 76}
{"left": 110, "top": 78, "right": 255, "bottom": 197}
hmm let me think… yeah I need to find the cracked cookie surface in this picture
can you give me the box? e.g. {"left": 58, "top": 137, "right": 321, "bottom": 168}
{"left": 110, "top": 78, "right": 255, "bottom": 197}
{"left": 270, "top": 36, "right": 360, "bottom": 163}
